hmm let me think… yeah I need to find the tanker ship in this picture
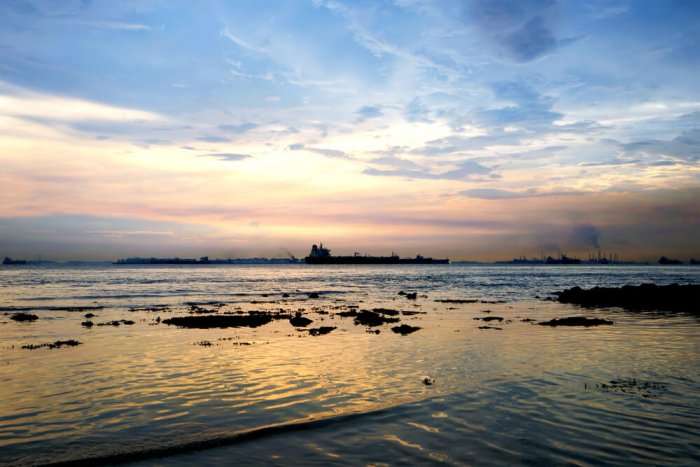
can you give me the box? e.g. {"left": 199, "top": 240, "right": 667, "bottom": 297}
{"left": 304, "top": 243, "right": 449, "bottom": 265}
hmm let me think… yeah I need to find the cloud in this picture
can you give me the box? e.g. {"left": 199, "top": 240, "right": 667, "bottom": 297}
{"left": 0, "top": 82, "right": 163, "bottom": 122}
{"left": 364, "top": 159, "right": 493, "bottom": 181}
{"left": 411, "top": 131, "right": 523, "bottom": 156}
{"left": 69, "top": 20, "right": 152, "bottom": 31}
{"left": 218, "top": 122, "right": 258, "bottom": 134}
{"left": 220, "top": 27, "right": 268, "bottom": 54}
{"left": 621, "top": 129, "right": 700, "bottom": 163}
{"left": 466, "top": 0, "right": 573, "bottom": 62}
{"left": 356, "top": 105, "right": 384, "bottom": 121}
{"left": 197, "top": 135, "right": 230, "bottom": 143}
{"left": 503, "top": 16, "right": 558, "bottom": 62}
{"left": 476, "top": 81, "right": 562, "bottom": 128}
{"left": 199, "top": 153, "right": 251, "bottom": 162}
{"left": 288, "top": 143, "right": 354, "bottom": 160}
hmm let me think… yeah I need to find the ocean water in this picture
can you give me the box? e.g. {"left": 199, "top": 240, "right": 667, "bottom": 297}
{"left": 1, "top": 264, "right": 699, "bottom": 466}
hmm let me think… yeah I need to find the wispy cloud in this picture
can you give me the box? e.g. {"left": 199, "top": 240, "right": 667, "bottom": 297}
{"left": 365, "top": 159, "right": 494, "bottom": 181}
{"left": 0, "top": 82, "right": 163, "bottom": 123}
{"left": 199, "top": 153, "right": 251, "bottom": 162}
{"left": 220, "top": 27, "right": 268, "bottom": 54}
{"left": 288, "top": 144, "right": 354, "bottom": 160}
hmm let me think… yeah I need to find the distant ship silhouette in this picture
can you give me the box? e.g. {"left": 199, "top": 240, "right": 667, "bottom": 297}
{"left": 304, "top": 243, "right": 449, "bottom": 265}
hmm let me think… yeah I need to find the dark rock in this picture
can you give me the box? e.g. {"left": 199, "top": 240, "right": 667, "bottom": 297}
{"left": 405, "top": 292, "right": 418, "bottom": 300}
{"left": 538, "top": 316, "right": 613, "bottom": 327}
{"left": 478, "top": 325, "right": 503, "bottom": 330}
{"left": 353, "top": 310, "right": 400, "bottom": 327}
{"left": 84, "top": 313, "right": 96, "bottom": 319}
{"left": 194, "top": 340, "right": 213, "bottom": 346}
{"left": 556, "top": 283, "right": 700, "bottom": 313}
{"left": 391, "top": 324, "right": 421, "bottom": 335}
{"left": 307, "top": 326, "right": 336, "bottom": 336}
{"left": 372, "top": 308, "right": 400, "bottom": 316}
{"left": 422, "top": 376, "right": 434, "bottom": 385}
{"left": 162, "top": 314, "right": 274, "bottom": 329}
{"left": 282, "top": 293, "right": 290, "bottom": 298}
{"left": 81, "top": 320, "right": 94, "bottom": 327}
{"left": 593, "top": 378, "right": 668, "bottom": 398}
{"left": 10, "top": 313, "right": 38, "bottom": 322}
{"left": 22, "top": 340, "right": 81, "bottom": 350}
{"left": 337, "top": 309, "right": 359, "bottom": 317}
{"left": 97, "top": 320, "right": 135, "bottom": 326}
{"left": 307, "top": 292, "right": 320, "bottom": 299}
{"left": 290, "top": 312, "right": 313, "bottom": 327}
{"left": 473, "top": 316, "right": 503, "bottom": 322}
{"left": 521, "top": 318, "right": 536, "bottom": 323}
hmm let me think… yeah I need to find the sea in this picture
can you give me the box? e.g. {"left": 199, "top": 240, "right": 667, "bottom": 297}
{"left": 1, "top": 264, "right": 699, "bottom": 466}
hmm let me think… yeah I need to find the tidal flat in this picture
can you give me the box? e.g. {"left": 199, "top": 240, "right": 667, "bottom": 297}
{"left": 1, "top": 264, "right": 700, "bottom": 466}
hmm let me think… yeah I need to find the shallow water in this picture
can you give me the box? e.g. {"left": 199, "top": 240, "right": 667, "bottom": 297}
{"left": 1, "top": 264, "right": 699, "bottom": 466}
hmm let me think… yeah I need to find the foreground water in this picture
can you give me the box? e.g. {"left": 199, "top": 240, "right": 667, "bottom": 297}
{"left": 1, "top": 264, "right": 699, "bottom": 466}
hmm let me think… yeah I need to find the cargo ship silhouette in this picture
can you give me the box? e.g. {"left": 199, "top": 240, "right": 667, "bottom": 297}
{"left": 304, "top": 243, "right": 449, "bottom": 265}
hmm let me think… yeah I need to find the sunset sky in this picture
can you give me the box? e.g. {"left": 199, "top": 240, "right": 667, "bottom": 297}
{"left": 1, "top": 0, "right": 699, "bottom": 260}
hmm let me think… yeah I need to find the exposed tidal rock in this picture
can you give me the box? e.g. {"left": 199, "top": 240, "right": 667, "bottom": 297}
{"left": 162, "top": 314, "right": 273, "bottom": 329}
{"left": 289, "top": 312, "right": 313, "bottom": 327}
{"left": 538, "top": 317, "right": 613, "bottom": 327}
{"left": 372, "top": 308, "right": 400, "bottom": 316}
{"left": 10, "top": 313, "right": 38, "bottom": 322}
{"left": 336, "top": 309, "right": 359, "bottom": 317}
{"left": 391, "top": 324, "right": 421, "bottom": 335}
{"left": 307, "top": 326, "right": 336, "bottom": 336}
{"left": 592, "top": 378, "right": 668, "bottom": 398}
{"left": 353, "top": 310, "right": 400, "bottom": 327}
{"left": 97, "top": 320, "right": 135, "bottom": 326}
{"left": 22, "top": 340, "right": 81, "bottom": 350}
{"left": 556, "top": 283, "right": 700, "bottom": 313}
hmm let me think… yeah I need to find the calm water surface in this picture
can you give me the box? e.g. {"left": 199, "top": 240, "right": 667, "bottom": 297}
{"left": 1, "top": 265, "right": 699, "bottom": 466}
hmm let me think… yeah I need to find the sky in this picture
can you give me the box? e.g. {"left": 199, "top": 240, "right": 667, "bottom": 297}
{"left": 1, "top": 0, "right": 699, "bottom": 261}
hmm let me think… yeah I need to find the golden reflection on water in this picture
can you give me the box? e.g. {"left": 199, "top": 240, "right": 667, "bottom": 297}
{"left": 1, "top": 293, "right": 700, "bottom": 464}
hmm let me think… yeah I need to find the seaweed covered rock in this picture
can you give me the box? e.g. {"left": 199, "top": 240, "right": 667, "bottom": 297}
{"left": 391, "top": 324, "right": 421, "bottom": 335}
{"left": 162, "top": 314, "right": 273, "bottom": 329}
{"left": 307, "top": 326, "right": 336, "bottom": 336}
{"left": 10, "top": 313, "right": 38, "bottom": 322}
{"left": 22, "top": 340, "right": 81, "bottom": 350}
{"left": 353, "top": 310, "right": 400, "bottom": 327}
{"left": 556, "top": 283, "right": 700, "bottom": 313}
{"left": 539, "top": 317, "right": 613, "bottom": 327}
{"left": 290, "top": 312, "right": 313, "bottom": 327}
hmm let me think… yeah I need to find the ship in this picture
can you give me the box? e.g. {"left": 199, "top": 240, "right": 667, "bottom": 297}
{"left": 304, "top": 243, "right": 449, "bottom": 265}
{"left": 3, "top": 257, "right": 27, "bottom": 265}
